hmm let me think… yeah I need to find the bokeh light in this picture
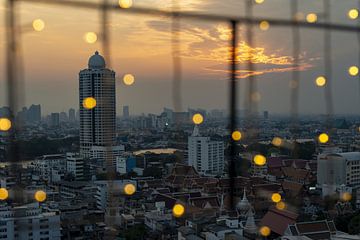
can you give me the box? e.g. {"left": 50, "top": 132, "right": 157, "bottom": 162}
{"left": 272, "top": 137, "right": 283, "bottom": 147}
{"left": 318, "top": 133, "right": 329, "bottom": 144}
{"left": 253, "top": 154, "right": 266, "bottom": 166}
{"left": 259, "top": 21, "right": 270, "bottom": 31}
{"left": 119, "top": 0, "right": 133, "bottom": 8}
{"left": 251, "top": 92, "right": 261, "bottom": 102}
{"left": 348, "top": 9, "right": 359, "bottom": 20}
{"left": 124, "top": 183, "right": 136, "bottom": 195}
{"left": 306, "top": 13, "right": 317, "bottom": 23}
{"left": 192, "top": 113, "right": 204, "bottom": 125}
{"left": 276, "top": 201, "right": 286, "bottom": 210}
{"left": 172, "top": 203, "right": 185, "bottom": 217}
{"left": 259, "top": 226, "right": 271, "bottom": 237}
{"left": 83, "top": 97, "right": 97, "bottom": 110}
{"left": 349, "top": 66, "right": 359, "bottom": 76}
{"left": 254, "top": 0, "right": 264, "bottom": 4}
{"left": 0, "top": 188, "right": 9, "bottom": 200}
{"left": 232, "top": 131, "right": 242, "bottom": 141}
{"left": 123, "top": 74, "right": 135, "bottom": 86}
{"left": 271, "top": 193, "right": 282, "bottom": 203}
{"left": 34, "top": 190, "right": 47, "bottom": 202}
{"left": 315, "top": 76, "right": 326, "bottom": 87}
{"left": 32, "top": 19, "right": 45, "bottom": 32}
{"left": 0, "top": 118, "right": 12, "bottom": 131}
{"left": 84, "top": 32, "right": 98, "bottom": 44}
{"left": 341, "top": 192, "right": 352, "bottom": 202}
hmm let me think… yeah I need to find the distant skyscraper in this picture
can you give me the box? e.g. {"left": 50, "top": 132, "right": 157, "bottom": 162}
{"left": 28, "top": 104, "right": 41, "bottom": 123}
{"left": 79, "top": 51, "right": 116, "bottom": 157}
{"left": 68, "top": 108, "right": 76, "bottom": 122}
{"left": 263, "top": 111, "right": 269, "bottom": 119}
{"left": 123, "top": 105, "right": 129, "bottom": 119}
{"left": 187, "top": 125, "right": 224, "bottom": 175}
{"left": 50, "top": 113, "right": 60, "bottom": 127}
{"left": 59, "top": 111, "right": 68, "bottom": 123}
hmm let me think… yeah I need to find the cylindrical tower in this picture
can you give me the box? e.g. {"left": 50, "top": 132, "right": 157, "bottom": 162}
{"left": 79, "top": 51, "right": 116, "bottom": 158}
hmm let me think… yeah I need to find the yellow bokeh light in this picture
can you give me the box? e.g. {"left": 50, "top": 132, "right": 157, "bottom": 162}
{"left": 254, "top": 0, "right": 264, "bottom": 4}
{"left": 251, "top": 92, "right": 261, "bottom": 102}
{"left": 124, "top": 183, "right": 136, "bottom": 195}
{"left": 315, "top": 76, "right": 326, "bottom": 87}
{"left": 259, "top": 21, "right": 270, "bottom": 31}
{"left": 349, "top": 66, "right": 359, "bottom": 76}
{"left": 341, "top": 192, "right": 352, "bottom": 202}
{"left": 172, "top": 203, "right": 185, "bottom": 217}
{"left": 84, "top": 32, "right": 98, "bottom": 44}
{"left": 272, "top": 137, "right": 283, "bottom": 147}
{"left": 32, "top": 19, "right": 45, "bottom": 32}
{"left": 34, "top": 190, "right": 46, "bottom": 202}
{"left": 276, "top": 201, "right": 286, "bottom": 210}
{"left": 253, "top": 154, "right": 266, "bottom": 166}
{"left": 259, "top": 226, "right": 271, "bottom": 237}
{"left": 83, "top": 97, "right": 97, "bottom": 110}
{"left": 123, "top": 74, "right": 135, "bottom": 86}
{"left": 306, "top": 13, "right": 317, "bottom": 23}
{"left": 119, "top": 0, "right": 133, "bottom": 8}
{"left": 271, "top": 193, "right": 282, "bottom": 203}
{"left": 348, "top": 9, "right": 359, "bottom": 20}
{"left": 192, "top": 113, "right": 204, "bottom": 125}
{"left": 0, "top": 188, "right": 8, "bottom": 201}
{"left": 0, "top": 118, "right": 11, "bottom": 131}
{"left": 232, "top": 131, "right": 242, "bottom": 141}
{"left": 318, "top": 133, "right": 329, "bottom": 144}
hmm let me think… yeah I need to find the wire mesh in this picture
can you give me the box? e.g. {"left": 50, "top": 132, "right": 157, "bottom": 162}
{"left": 2, "top": 0, "right": 360, "bottom": 236}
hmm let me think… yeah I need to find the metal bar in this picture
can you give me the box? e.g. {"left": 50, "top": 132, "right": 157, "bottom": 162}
{"left": 323, "top": 0, "right": 334, "bottom": 129}
{"left": 16, "top": 0, "right": 360, "bottom": 33}
{"left": 290, "top": 0, "right": 300, "bottom": 138}
{"left": 171, "top": 1, "right": 182, "bottom": 113}
{"left": 229, "top": 20, "right": 238, "bottom": 210}
{"left": 5, "top": 0, "right": 20, "bottom": 167}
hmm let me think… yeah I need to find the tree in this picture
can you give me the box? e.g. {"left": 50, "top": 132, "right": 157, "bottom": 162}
{"left": 348, "top": 214, "right": 360, "bottom": 234}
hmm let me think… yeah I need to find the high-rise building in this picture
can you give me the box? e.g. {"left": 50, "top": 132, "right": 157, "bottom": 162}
{"left": 79, "top": 51, "right": 116, "bottom": 158}
{"left": 50, "top": 113, "right": 60, "bottom": 127}
{"left": 263, "top": 111, "right": 269, "bottom": 119}
{"left": 123, "top": 105, "right": 129, "bottom": 119}
{"left": 187, "top": 125, "right": 224, "bottom": 175}
{"left": 69, "top": 108, "right": 76, "bottom": 122}
{"left": 59, "top": 111, "right": 68, "bottom": 123}
{"left": 28, "top": 104, "right": 41, "bottom": 123}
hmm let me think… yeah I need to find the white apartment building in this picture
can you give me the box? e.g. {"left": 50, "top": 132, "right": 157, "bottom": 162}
{"left": 79, "top": 51, "right": 116, "bottom": 158}
{"left": 318, "top": 152, "right": 360, "bottom": 195}
{"left": 31, "top": 154, "right": 66, "bottom": 183}
{"left": 66, "top": 153, "right": 84, "bottom": 180}
{"left": 90, "top": 145, "right": 125, "bottom": 167}
{"left": 188, "top": 125, "right": 224, "bottom": 175}
{"left": 0, "top": 202, "right": 61, "bottom": 240}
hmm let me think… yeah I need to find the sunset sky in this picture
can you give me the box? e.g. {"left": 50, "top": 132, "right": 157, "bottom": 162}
{"left": 0, "top": 0, "right": 359, "bottom": 115}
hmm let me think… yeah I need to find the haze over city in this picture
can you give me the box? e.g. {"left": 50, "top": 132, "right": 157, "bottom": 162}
{"left": 0, "top": 0, "right": 360, "bottom": 115}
